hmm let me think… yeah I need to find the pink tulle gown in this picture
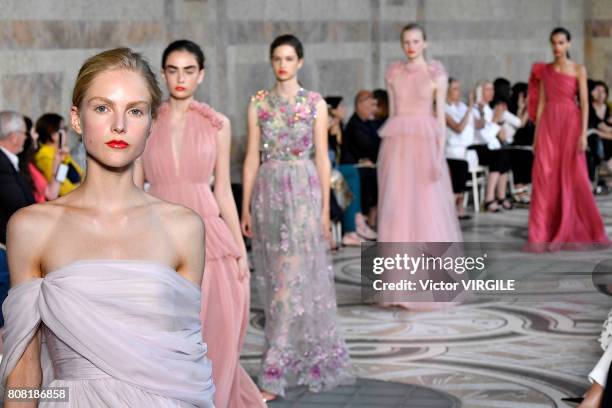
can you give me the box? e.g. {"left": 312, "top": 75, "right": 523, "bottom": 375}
{"left": 378, "top": 61, "right": 462, "bottom": 243}
{"left": 142, "top": 101, "right": 265, "bottom": 408}
{"left": 377, "top": 61, "right": 462, "bottom": 309}
{"left": 527, "top": 63, "right": 609, "bottom": 251}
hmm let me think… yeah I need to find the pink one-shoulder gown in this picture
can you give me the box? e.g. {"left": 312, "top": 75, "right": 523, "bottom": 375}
{"left": 527, "top": 64, "right": 609, "bottom": 251}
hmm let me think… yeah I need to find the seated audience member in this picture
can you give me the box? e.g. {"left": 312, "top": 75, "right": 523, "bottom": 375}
{"left": 492, "top": 78, "right": 524, "bottom": 146}
{"left": 34, "top": 113, "right": 84, "bottom": 196}
{"left": 341, "top": 90, "right": 380, "bottom": 226}
{"left": 18, "top": 116, "right": 61, "bottom": 203}
{"left": 326, "top": 96, "right": 345, "bottom": 167}
{"left": 0, "top": 111, "right": 35, "bottom": 326}
{"left": 372, "top": 89, "right": 389, "bottom": 130}
{"left": 578, "top": 309, "right": 612, "bottom": 407}
{"left": 325, "top": 95, "right": 377, "bottom": 246}
{"left": 445, "top": 77, "right": 478, "bottom": 219}
{"left": 507, "top": 82, "right": 534, "bottom": 203}
{"left": 469, "top": 80, "right": 513, "bottom": 212}
{"left": 587, "top": 80, "right": 612, "bottom": 185}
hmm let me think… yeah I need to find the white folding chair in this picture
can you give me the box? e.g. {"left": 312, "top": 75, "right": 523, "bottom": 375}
{"left": 463, "top": 165, "right": 488, "bottom": 213}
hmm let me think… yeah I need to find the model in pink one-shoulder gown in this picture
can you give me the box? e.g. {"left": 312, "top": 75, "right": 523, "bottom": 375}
{"left": 142, "top": 101, "right": 264, "bottom": 407}
{"left": 527, "top": 63, "right": 609, "bottom": 251}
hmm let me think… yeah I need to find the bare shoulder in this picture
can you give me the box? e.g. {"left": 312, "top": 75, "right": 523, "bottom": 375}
{"left": 155, "top": 200, "right": 205, "bottom": 244}
{"left": 574, "top": 62, "right": 587, "bottom": 78}
{"left": 215, "top": 112, "right": 232, "bottom": 143}
{"left": 7, "top": 202, "right": 65, "bottom": 281}
{"left": 153, "top": 200, "right": 205, "bottom": 284}
{"left": 216, "top": 112, "right": 231, "bottom": 128}
{"left": 8, "top": 202, "right": 63, "bottom": 243}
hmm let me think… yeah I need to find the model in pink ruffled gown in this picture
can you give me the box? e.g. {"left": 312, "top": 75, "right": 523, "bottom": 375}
{"left": 137, "top": 41, "right": 264, "bottom": 408}
{"left": 527, "top": 28, "right": 609, "bottom": 252}
{"left": 378, "top": 25, "right": 461, "bottom": 243}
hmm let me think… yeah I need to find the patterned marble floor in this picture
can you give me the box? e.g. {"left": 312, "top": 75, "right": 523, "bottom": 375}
{"left": 242, "top": 194, "right": 612, "bottom": 408}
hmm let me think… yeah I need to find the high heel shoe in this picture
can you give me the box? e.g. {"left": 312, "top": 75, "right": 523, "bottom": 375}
{"left": 497, "top": 197, "right": 513, "bottom": 210}
{"left": 342, "top": 232, "right": 364, "bottom": 247}
{"left": 484, "top": 200, "right": 501, "bottom": 212}
{"left": 355, "top": 213, "right": 377, "bottom": 240}
{"left": 261, "top": 390, "right": 277, "bottom": 403}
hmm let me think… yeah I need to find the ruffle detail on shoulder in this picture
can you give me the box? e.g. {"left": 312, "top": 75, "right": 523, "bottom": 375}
{"left": 528, "top": 62, "right": 547, "bottom": 122}
{"left": 385, "top": 61, "right": 405, "bottom": 84}
{"left": 306, "top": 90, "right": 322, "bottom": 105}
{"left": 156, "top": 101, "right": 224, "bottom": 131}
{"left": 251, "top": 89, "right": 269, "bottom": 102}
{"left": 189, "top": 101, "right": 224, "bottom": 131}
{"left": 427, "top": 60, "right": 447, "bottom": 80}
{"left": 202, "top": 216, "right": 242, "bottom": 261}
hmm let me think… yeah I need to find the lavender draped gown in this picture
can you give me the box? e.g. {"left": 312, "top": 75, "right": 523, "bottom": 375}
{"left": 0, "top": 260, "right": 215, "bottom": 407}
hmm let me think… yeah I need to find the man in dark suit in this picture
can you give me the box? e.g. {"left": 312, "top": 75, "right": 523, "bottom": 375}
{"left": 0, "top": 111, "right": 34, "bottom": 326}
{"left": 342, "top": 90, "right": 380, "bottom": 164}
{"left": 341, "top": 90, "right": 380, "bottom": 226}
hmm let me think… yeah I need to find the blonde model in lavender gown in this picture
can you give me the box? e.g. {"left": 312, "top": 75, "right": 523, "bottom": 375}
{"left": 378, "top": 23, "right": 461, "bottom": 243}
{"left": 0, "top": 48, "right": 214, "bottom": 407}
{"left": 241, "top": 35, "right": 354, "bottom": 402}
{"left": 135, "top": 41, "right": 264, "bottom": 408}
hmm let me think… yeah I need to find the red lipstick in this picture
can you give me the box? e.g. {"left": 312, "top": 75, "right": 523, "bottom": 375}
{"left": 278, "top": 70, "right": 287, "bottom": 75}
{"left": 106, "top": 140, "right": 129, "bottom": 149}
{"left": 175, "top": 86, "right": 186, "bottom": 91}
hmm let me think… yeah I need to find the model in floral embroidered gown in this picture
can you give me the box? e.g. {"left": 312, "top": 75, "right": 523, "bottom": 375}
{"left": 241, "top": 35, "right": 354, "bottom": 401}
{"left": 135, "top": 41, "right": 264, "bottom": 408}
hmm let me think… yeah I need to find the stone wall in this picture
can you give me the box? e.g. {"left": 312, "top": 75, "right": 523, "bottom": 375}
{"left": 585, "top": 0, "right": 612, "bottom": 86}
{"left": 0, "top": 0, "right": 590, "bottom": 178}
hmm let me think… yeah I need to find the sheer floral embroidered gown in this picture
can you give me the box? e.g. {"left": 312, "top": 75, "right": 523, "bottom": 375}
{"left": 142, "top": 101, "right": 264, "bottom": 408}
{"left": 250, "top": 89, "right": 354, "bottom": 397}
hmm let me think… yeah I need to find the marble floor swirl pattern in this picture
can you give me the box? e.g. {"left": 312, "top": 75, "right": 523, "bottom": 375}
{"left": 242, "top": 194, "right": 612, "bottom": 408}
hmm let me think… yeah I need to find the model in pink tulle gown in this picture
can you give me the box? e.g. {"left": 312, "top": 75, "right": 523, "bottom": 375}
{"left": 141, "top": 101, "right": 264, "bottom": 407}
{"left": 527, "top": 63, "right": 609, "bottom": 251}
{"left": 378, "top": 60, "right": 462, "bottom": 243}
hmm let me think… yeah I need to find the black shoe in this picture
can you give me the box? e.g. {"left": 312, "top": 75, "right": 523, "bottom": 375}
{"left": 484, "top": 200, "right": 501, "bottom": 212}
{"left": 560, "top": 396, "right": 583, "bottom": 404}
{"left": 458, "top": 214, "right": 472, "bottom": 220}
{"left": 497, "top": 198, "right": 513, "bottom": 210}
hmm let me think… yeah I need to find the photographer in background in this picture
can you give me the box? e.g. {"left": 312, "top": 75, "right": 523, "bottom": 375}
{"left": 34, "top": 113, "right": 84, "bottom": 196}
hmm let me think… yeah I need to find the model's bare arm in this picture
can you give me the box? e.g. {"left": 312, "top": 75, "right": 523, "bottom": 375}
{"left": 4, "top": 208, "right": 46, "bottom": 408}
{"left": 241, "top": 99, "right": 262, "bottom": 238}
{"left": 213, "top": 114, "right": 249, "bottom": 280}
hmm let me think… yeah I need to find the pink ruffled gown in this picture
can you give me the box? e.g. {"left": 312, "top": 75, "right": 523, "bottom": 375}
{"left": 142, "top": 101, "right": 264, "bottom": 408}
{"left": 527, "top": 63, "right": 609, "bottom": 251}
{"left": 378, "top": 61, "right": 461, "bottom": 243}
{"left": 377, "top": 61, "right": 462, "bottom": 307}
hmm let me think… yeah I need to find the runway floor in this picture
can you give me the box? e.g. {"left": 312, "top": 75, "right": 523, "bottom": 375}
{"left": 243, "top": 193, "right": 612, "bottom": 408}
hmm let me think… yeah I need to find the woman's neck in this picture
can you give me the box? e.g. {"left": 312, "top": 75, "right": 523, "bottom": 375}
{"left": 406, "top": 55, "right": 426, "bottom": 66}
{"left": 553, "top": 55, "right": 569, "bottom": 66}
{"left": 76, "top": 157, "right": 143, "bottom": 211}
{"left": 168, "top": 96, "right": 194, "bottom": 115}
{"left": 273, "top": 79, "right": 301, "bottom": 98}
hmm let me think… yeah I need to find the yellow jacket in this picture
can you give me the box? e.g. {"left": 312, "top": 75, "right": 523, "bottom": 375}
{"left": 35, "top": 144, "right": 84, "bottom": 196}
